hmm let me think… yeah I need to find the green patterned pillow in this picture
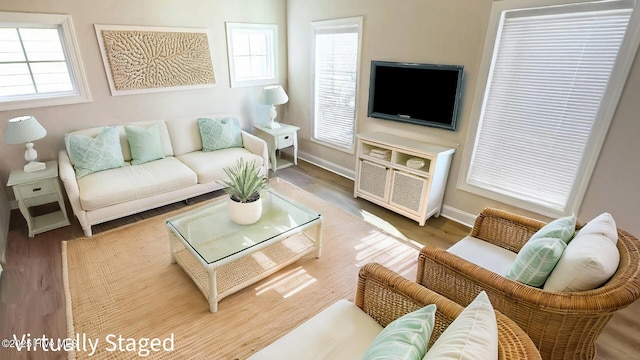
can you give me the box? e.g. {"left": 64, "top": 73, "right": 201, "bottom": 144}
{"left": 505, "top": 237, "right": 568, "bottom": 287}
{"left": 530, "top": 215, "right": 577, "bottom": 242}
{"left": 125, "top": 122, "right": 165, "bottom": 165}
{"left": 362, "top": 304, "right": 436, "bottom": 360}
{"left": 505, "top": 215, "right": 576, "bottom": 287}
{"left": 68, "top": 126, "right": 124, "bottom": 179}
{"left": 197, "top": 117, "right": 243, "bottom": 151}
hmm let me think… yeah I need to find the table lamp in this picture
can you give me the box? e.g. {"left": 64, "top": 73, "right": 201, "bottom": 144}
{"left": 4, "top": 115, "right": 48, "bottom": 172}
{"left": 258, "top": 85, "right": 289, "bottom": 129}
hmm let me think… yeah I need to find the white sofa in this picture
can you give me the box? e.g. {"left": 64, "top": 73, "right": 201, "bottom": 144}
{"left": 58, "top": 114, "right": 268, "bottom": 236}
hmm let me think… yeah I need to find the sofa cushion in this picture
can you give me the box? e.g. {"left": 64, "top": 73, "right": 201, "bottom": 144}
{"left": 530, "top": 215, "right": 577, "bottom": 242}
{"left": 77, "top": 157, "right": 197, "bottom": 211}
{"left": 363, "top": 304, "right": 436, "bottom": 360}
{"left": 505, "top": 236, "right": 567, "bottom": 287}
{"left": 65, "top": 121, "right": 173, "bottom": 164}
{"left": 67, "top": 126, "right": 125, "bottom": 179}
{"left": 447, "top": 236, "right": 517, "bottom": 276}
{"left": 504, "top": 215, "right": 576, "bottom": 287}
{"left": 125, "top": 122, "right": 165, "bottom": 165}
{"left": 247, "top": 299, "right": 383, "bottom": 360}
{"left": 423, "top": 291, "right": 498, "bottom": 360}
{"left": 198, "top": 117, "right": 243, "bottom": 151}
{"left": 543, "top": 232, "right": 620, "bottom": 292}
{"left": 124, "top": 120, "right": 173, "bottom": 159}
{"left": 177, "top": 148, "right": 264, "bottom": 184}
{"left": 575, "top": 212, "right": 618, "bottom": 244}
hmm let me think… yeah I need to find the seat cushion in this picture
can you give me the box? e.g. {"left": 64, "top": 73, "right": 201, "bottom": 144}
{"left": 248, "top": 300, "right": 383, "bottom": 360}
{"left": 447, "top": 236, "right": 517, "bottom": 276}
{"left": 177, "top": 148, "right": 264, "bottom": 184}
{"left": 77, "top": 157, "right": 197, "bottom": 210}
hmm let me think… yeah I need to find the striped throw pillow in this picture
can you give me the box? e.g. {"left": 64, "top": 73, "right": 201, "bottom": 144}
{"left": 362, "top": 304, "right": 436, "bottom": 360}
{"left": 505, "top": 215, "right": 576, "bottom": 287}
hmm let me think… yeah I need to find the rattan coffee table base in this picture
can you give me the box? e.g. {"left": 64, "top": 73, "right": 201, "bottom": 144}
{"left": 173, "top": 234, "right": 316, "bottom": 310}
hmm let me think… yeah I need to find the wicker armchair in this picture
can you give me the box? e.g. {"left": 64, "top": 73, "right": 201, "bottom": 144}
{"left": 357, "top": 263, "right": 541, "bottom": 359}
{"left": 416, "top": 208, "right": 640, "bottom": 360}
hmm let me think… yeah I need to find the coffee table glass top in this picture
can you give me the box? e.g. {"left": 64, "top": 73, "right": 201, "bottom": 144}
{"left": 166, "top": 189, "right": 320, "bottom": 264}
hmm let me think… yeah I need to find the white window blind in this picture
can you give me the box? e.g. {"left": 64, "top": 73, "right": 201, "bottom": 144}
{"left": 312, "top": 17, "right": 362, "bottom": 151}
{"left": 467, "top": 0, "right": 634, "bottom": 214}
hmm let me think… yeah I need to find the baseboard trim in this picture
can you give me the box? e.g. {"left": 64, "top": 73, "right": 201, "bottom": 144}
{"left": 440, "top": 205, "right": 476, "bottom": 229}
{"left": 297, "top": 150, "right": 356, "bottom": 180}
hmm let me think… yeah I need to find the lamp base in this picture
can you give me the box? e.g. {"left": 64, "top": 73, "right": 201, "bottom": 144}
{"left": 24, "top": 161, "right": 46, "bottom": 172}
{"left": 265, "top": 121, "right": 281, "bottom": 129}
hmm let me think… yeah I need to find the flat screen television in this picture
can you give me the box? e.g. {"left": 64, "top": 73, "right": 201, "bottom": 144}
{"left": 367, "top": 61, "right": 464, "bottom": 131}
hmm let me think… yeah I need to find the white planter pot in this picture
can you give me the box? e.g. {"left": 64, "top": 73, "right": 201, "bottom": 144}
{"left": 227, "top": 196, "right": 262, "bottom": 225}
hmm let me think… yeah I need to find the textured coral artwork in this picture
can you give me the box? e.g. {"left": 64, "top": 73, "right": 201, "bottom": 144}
{"left": 95, "top": 25, "right": 215, "bottom": 94}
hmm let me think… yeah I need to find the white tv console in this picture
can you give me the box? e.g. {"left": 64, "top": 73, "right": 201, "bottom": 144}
{"left": 354, "top": 132, "right": 455, "bottom": 226}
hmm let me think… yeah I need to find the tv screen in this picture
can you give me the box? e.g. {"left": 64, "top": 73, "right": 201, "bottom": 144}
{"left": 367, "top": 61, "right": 464, "bottom": 131}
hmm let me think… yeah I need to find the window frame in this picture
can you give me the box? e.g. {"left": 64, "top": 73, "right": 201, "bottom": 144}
{"left": 225, "top": 22, "right": 278, "bottom": 88}
{"left": 310, "top": 16, "right": 364, "bottom": 154}
{"left": 458, "top": 0, "right": 640, "bottom": 217}
{"left": 0, "top": 11, "right": 91, "bottom": 111}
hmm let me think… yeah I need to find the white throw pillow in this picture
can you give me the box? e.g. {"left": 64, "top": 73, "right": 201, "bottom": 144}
{"left": 423, "top": 291, "right": 498, "bottom": 360}
{"left": 544, "top": 232, "right": 619, "bottom": 292}
{"left": 575, "top": 212, "right": 618, "bottom": 244}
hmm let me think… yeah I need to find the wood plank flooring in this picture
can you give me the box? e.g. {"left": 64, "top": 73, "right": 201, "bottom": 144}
{"left": 0, "top": 160, "right": 638, "bottom": 359}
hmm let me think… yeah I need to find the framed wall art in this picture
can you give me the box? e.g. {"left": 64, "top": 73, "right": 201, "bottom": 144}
{"left": 95, "top": 24, "right": 216, "bottom": 96}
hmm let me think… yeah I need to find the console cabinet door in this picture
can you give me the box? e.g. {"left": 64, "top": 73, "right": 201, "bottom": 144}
{"left": 389, "top": 170, "right": 428, "bottom": 215}
{"left": 357, "top": 160, "right": 391, "bottom": 202}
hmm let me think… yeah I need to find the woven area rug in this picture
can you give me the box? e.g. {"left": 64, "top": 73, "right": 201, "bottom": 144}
{"left": 62, "top": 178, "right": 421, "bottom": 359}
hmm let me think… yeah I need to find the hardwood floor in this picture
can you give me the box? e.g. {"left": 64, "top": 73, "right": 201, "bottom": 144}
{"left": 0, "top": 160, "right": 638, "bottom": 359}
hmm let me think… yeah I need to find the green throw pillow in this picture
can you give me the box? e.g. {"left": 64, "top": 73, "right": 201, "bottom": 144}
{"left": 505, "top": 237, "right": 568, "bottom": 287}
{"left": 530, "top": 215, "right": 577, "bottom": 242}
{"left": 125, "top": 122, "right": 165, "bottom": 165}
{"left": 197, "top": 117, "right": 243, "bottom": 151}
{"left": 68, "top": 126, "right": 124, "bottom": 179}
{"left": 362, "top": 304, "right": 436, "bottom": 360}
{"left": 505, "top": 215, "right": 576, "bottom": 287}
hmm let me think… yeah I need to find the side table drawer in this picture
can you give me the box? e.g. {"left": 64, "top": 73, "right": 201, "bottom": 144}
{"left": 18, "top": 179, "right": 56, "bottom": 199}
{"left": 276, "top": 134, "right": 294, "bottom": 149}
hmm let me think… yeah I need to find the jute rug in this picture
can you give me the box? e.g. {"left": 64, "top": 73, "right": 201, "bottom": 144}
{"left": 63, "top": 179, "right": 421, "bottom": 359}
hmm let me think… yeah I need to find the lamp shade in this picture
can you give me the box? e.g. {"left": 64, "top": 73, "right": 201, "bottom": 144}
{"left": 258, "top": 85, "right": 289, "bottom": 106}
{"left": 5, "top": 116, "right": 47, "bottom": 144}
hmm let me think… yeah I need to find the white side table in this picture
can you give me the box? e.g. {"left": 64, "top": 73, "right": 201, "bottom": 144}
{"left": 7, "top": 160, "right": 70, "bottom": 237}
{"left": 253, "top": 124, "right": 300, "bottom": 173}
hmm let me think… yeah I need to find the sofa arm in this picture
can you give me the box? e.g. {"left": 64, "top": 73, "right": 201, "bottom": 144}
{"left": 242, "top": 131, "right": 269, "bottom": 175}
{"left": 357, "top": 263, "right": 541, "bottom": 359}
{"left": 58, "top": 150, "right": 85, "bottom": 223}
{"left": 470, "top": 208, "right": 546, "bottom": 253}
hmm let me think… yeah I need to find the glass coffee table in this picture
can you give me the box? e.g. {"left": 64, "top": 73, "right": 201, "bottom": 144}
{"left": 166, "top": 189, "right": 322, "bottom": 312}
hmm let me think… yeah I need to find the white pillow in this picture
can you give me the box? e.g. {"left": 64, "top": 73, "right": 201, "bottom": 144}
{"left": 423, "top": 291, "right": 498, "bottom": 360}
{"left": 575, "top": 212, "right": 618, "bottom": 244}
{"left": 544, "top": 232, "right": 620, "bottom": 292}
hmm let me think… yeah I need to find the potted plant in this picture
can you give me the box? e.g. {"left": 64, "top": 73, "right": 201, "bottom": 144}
{"left": 218, "top": 158, "right": 268, "bottom": 225}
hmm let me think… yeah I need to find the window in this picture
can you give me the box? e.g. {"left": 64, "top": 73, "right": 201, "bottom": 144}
{"left": 459, "top": 0, "right": 639, "bottom": 217}
{"left": 311, "top": 17, "right": 363, "bottom": 152}
{"left": 225, "top": 23, "right": 277, "bottom": 88}
{"left": 0, "top": 12, "right": 91, "bottom": 111}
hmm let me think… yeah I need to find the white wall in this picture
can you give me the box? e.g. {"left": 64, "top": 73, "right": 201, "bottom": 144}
{"left": 0, "top": 0, "right": 288, "bottom": 199}
{"left": 287, "top": 0, "right": 640, "bottom": 236}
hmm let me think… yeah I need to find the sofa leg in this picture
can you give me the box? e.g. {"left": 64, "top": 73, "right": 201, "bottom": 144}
{"left": 83, "top": 226, "right": 92, "bottom": 237}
